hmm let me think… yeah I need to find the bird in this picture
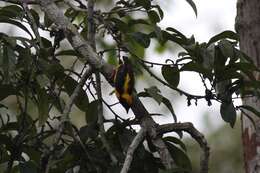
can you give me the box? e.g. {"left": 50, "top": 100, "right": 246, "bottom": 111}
{"left": 113, "top": 56, "right": 135, "bottom": 112}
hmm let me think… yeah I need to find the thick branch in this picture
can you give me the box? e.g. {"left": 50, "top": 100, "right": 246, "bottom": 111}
{"left": 157, "top": 122, "right": 210, "bottom": 173}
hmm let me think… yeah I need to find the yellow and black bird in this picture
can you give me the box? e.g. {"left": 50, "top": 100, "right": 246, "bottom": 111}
{"left": 113, "top": 56, "right": 135, "bottom": 112}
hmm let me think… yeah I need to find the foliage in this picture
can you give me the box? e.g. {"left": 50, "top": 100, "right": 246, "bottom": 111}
{"left": 0, "top": 0, "right": 259, "bottom": 172}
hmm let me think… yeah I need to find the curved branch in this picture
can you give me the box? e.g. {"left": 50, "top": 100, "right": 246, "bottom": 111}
{"left": 157, "top": 122, "right": 210, "bottom": 173}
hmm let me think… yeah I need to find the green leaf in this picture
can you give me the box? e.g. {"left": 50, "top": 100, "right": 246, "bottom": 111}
{"left": 130, "top": 32, "right": 151, "bottom": 48}
{"left": 0, "top": 5, "right": 23, "bottom": 19}
{"left": 0, "top": 84, "right": 17, "bottom": 101}
{"left": 207, "top": 31, "right": 238, "bottom": 47}
{"left": 166, "top": 141, "right": 192, "bottom": 171}
{"left": 220, "top": 102, "right": 236, "bottom": 128}
{"left": 163, "top": 136, "right": 186, "bottom": 151}
{"left": 148, "top": 10, "right": 161, "bottom": 24}
{"left": 85, "top": 100, "right": 99, "bottom": 124}
{"left": 0, "top": 17, "right": 33, "bottom": 38}
{"left": 63, "top": 76, "right": 89, "bottom": 111}
{"left": 19, "top": 161, "right": 38, "bottom": 173}
{"left": 161, "top": 65, "right": 180, "bottom": 88}
{"left": 144, "top": 86, "right": 163, "bottom": 104}
{"left": 37, "top": 88, "right": 49, "bottom": 126}
{"left": 185, "top": 0, "right": 197, "bottom": 17}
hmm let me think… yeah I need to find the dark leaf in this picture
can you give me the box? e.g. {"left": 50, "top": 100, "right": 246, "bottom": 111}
{"left": 138, "top": 89, "right": 177, "bottom": 122}
{"left": 144, "top": 86, "right": 163, "bottom": 104}
{"left": 41, "top": 37, "right": 52, "bottom": 48}
{"left": 185, "top": 0, "right": 197, "bottom": 17}
{"left": 162, "top": 97, "right": 177, "bottom": 122}
{"left": 166, "top": 142, "right": 192, "bottom": 171}
{"left": 37, "top": 88, "right": 49, "bottom": 126}
{"left": 153, "top": 25, "right": 164, "bottom": 44}
{"left": 219, "top": 40, "right": 235, "bottom": 59}
{"left": 161, "top": 65, "right": 180, "bottom": 88}
{"left": 166, "top": 27, "right": 187, "bottom": 40}
{"left": 163, "top": 136, "right": 186, "bottom": 151}
{"left": 79, "top": 124, "right": 99, "bottom": 140}
{"left": 85, "top": 100, "right": 99, "bottom": 124}
{"left": 0, "top": 5, "right": 23, "bottom": 19}
{"left": 63, "top": 76, "right": 89, "bottom": 111}
{"left": 110, "top": 18, "right": 128, "bottom": 32}
{"left": 134, "top": 0, "right": 151, "bottom": 9}
{"left": 162, "top": 31, "right": 187, "bottom": 46}
{"left": 118, "top": 128, "right": 135, "bottom": 153}
{"left": 130, "top": 32, "right": 151, "bottom": 48}
{"left": 154, "top": 5, "right": 164, "bottom": 20}
{"left": 128, "top": 19, "right": 149, "bottom": 26}
{"left": 44, "top": 13, "right": 53, "bottom": 28}
{"left": 0, "top": 17, "right": 33, "bottom": 38}
{"left": 207, "top": 31, "right": 238, "bottom": 47}
{"left": 0, "top": 84, "right": 17, "bottom": 101}
{"left": 19, "top": 161, "right": 38, "bottom": 173}
{"left": 159, "top": 167, "right": 190, "bottom": 173}
{"left": 29, "top": 9, "right": 40, "bottom": 27}
{"left": 181, "top": 62, "right": 212, "bottom": 79}
{"left": 0, "top": 122, "right": 19, "bottom": 132}
{"left": 220, "top": 102, "right": 236, "bottom": 128}
{"left": 148, "top": 10, "right": 161, "bottom": 24}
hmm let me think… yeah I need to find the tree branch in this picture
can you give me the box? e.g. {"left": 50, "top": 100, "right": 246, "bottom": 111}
{"left": 36, "top": 0, "right": 175, "bottom": 169}
{"left": 120, "top": 128, "right": 146, "bottom": 173}
{"left": 87, "top": 0, "right": 118, "bottom": 165}
{"left": 157, "top": 122, "right": 210, "bottom": 173}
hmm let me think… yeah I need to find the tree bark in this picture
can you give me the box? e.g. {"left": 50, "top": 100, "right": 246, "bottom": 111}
{"left": 236, "top": 0, "right": 260, "bottom": 173}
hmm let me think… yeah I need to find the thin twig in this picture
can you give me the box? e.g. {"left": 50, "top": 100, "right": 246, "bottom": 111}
{"left": 157, "top": 122, "right": 210, "bottom": 173}
{"left": 139, "top": 59, "right": 206, "bottom": 100}
{"left": 120, "top": 128, "right": 146, "bottom": 173}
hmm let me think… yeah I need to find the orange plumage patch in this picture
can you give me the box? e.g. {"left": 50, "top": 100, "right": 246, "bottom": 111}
{"left": 113, "top": 57, "right": 134, "bottom": 112}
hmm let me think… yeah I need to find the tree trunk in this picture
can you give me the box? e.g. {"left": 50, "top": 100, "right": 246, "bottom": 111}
{"left": 236, "top": 0, "right": 260, "bottom": 173}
